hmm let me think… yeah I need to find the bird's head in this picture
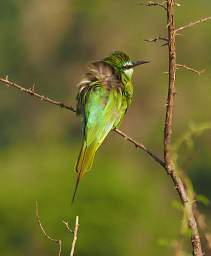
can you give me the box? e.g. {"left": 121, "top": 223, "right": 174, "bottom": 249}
{"left": 103, "top": 51, "right": 149, "bottom": 78}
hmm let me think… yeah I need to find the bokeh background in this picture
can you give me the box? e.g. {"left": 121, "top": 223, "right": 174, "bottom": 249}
{"left": 0, "top": 1, "right": 211, "bottom": 255}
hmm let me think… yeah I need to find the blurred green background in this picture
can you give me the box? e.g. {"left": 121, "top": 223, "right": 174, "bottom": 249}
{"left": 0, "top": 1, "right": 211, "bottom": 255}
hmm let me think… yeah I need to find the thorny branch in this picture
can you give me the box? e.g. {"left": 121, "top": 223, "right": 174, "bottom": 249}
{"left": 0, "top": 76, "right": 76, "bottom": 112}
{"left": 164, "top": 1, "right": 203, "bottom": 255}
{"left": 144, "top": 36, "right": 168, "bottom": 46}
{"left": 0, "top": 76, "right": 164, "bottom": 168}
{"left": 35, "top": 201, "right": 62, "bottom": 256}
{"left": 144, "top": 36, "right": 168, "bottom": 43}
{"left": 164, "top": 0, "right": 176, "bottom": 175}
{"left": 140, "top": 1, "right": 167, "bottom": 11}
{"left": 114, "top": 128, "right": 165, "bottom": 168}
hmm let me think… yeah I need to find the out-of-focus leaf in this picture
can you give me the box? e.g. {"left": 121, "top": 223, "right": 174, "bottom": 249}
{"left": 196, "top": 194, "right": 210, "bottom": 206}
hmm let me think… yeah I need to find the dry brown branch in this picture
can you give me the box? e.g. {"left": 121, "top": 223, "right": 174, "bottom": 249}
{"left": 164, "top": 1, "right": 203, "bottom": 255}
{"left": 140, "top": 1, "right": 167, "bottom": 10}
{"left": 0, "top": 76, "right": 76, "bottom": 112}
{"left": 35, "top": 201, "right": 62, "bottom": 256}
{"left": 176, "top": 64, "right": 205, "bottom": 76}
{"left": 0, "top": 75, "right": 164, "bottom": 169}
{"left": 176, "top": 16, "right": 211, "bottom": 32}
{"left": 70, "top": 216, "right": 79, "bottom": 256}
{"left": 114, "top": 128, "right": 165, "bottom": 168}
{"left": 164, "top": 0, "right": 176, "bottom": 174}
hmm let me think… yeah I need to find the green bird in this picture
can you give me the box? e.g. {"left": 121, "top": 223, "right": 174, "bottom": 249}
{"left": 72, "top": 51, "right": 149, "bottom": 202}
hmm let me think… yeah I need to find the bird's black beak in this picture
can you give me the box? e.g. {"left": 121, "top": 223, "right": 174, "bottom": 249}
{"left": 124, "top": 60, "right": 150, "bottom": 70}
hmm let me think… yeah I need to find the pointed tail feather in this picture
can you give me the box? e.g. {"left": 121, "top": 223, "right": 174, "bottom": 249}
{"left": 72, "top": 173, "right": 81, "bottom": 204}
{"left": 72, "top": 142, "right": 98, "bottom": 203}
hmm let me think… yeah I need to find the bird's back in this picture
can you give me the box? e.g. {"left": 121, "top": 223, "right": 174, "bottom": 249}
{"left": 77, "top": 61, "right": 132, "bottom": 146}
{"left": 72, "top": 56, "right": 134, "bottom": 202}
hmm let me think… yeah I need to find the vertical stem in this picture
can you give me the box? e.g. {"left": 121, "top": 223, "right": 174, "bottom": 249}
{"left": 164, "top": 0, "right": 176, "bottom": 171}
{"left": 164, "top": 1, "right": 203, "bottom": 255}
{"left": 70, "top": 216, "right": 79, "bottom": 256}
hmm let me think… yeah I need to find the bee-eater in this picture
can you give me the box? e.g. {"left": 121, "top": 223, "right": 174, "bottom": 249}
{"left": 72, "top": 51, "right": 149, "bottom": 202}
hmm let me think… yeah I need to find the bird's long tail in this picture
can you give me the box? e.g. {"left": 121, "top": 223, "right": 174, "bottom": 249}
{"left": 72, "top": 141, "right": 98, "bottom": 203}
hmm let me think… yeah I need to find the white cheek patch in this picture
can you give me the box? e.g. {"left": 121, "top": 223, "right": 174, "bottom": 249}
{"left": 124, "top": 68, "right": 133, "bottom": 77}
{"left": 123, "top": 61, "right": 134, "bottom": 78}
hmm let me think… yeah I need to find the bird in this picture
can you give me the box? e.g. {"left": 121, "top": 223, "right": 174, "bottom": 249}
{"left": 72, "top": 51, "right": 149, "bottom": 202}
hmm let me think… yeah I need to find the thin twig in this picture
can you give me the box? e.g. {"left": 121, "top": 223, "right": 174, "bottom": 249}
{"left": 144, "top": 36, "right": 168, "bottom": 43}
{"left": 63, "top": 220, "right": 73, "bottom": 233}
{"left": 0, "top": 76, "right": 76, "bottom": 112}
{"left": 176, "top": 64, "right": 205, "bottom": 76}
{"left": 176, "top": 16, "right": 211, "bottom": 32}
{"left": 144, "top": 36, "right": 168, "bottom": 46}
{"left": 165, "top": 1, "right": 203, "bottom": 255}
{"left": 70, "top": 216, "right": 79, "bottom": 256}
{"left": 114, "top": 128, "right": 165, "bottom": 168}
{"left": 0, "top": 75, "right": 164, "bottom": 169}
{"left": 140, "top": 1, "right": 167, "bottom": 11}
{"left": 35, "top": 201, "right": 62, "bottom": 256}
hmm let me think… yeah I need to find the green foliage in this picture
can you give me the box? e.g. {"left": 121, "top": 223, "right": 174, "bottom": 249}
{"left": 171, "top": 200, "right": 183, "bottom": 211}
{"left": 157, "top": 238, "right": 171, "bottom": 247}
{"left": 0, "top": 142, "right": 179, "bottom": 255}
{"left": 173, "top": 122, "right": 211, "bottom": 154}
{"left": 196, "top": 194, "right": 210, "bottom": 206}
